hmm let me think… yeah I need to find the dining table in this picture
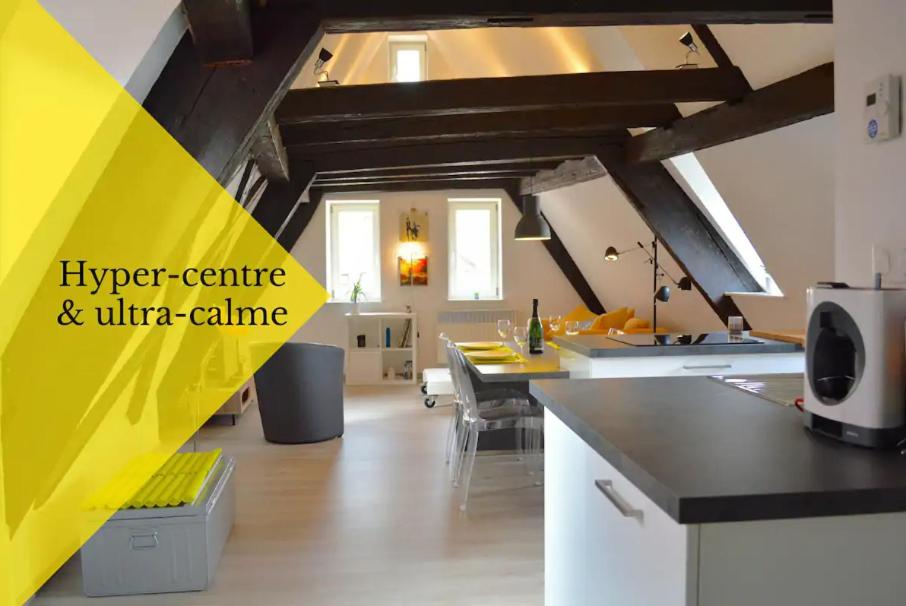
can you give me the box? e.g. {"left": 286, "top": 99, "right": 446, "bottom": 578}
{"left": 457, "top": 340, "right": 569, "bottom": 451}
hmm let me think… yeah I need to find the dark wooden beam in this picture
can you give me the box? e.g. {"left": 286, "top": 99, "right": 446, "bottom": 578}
{"left": 596, "top": 147, "right": 758, "bottom": 324}
{"left": 314, "top": 171, "right": 541, "bottom": 187}
{"left": 182, "top": 0, "right": 254, "bottom": 65}
{"left": 143, "top": 7, "right": 323, "bottom": 185}
{"left": 502, "top": 183, "right": 605, "bottom": 315}
{"left": 313, "top": 177, "right": 519, "bottom": 195}
{"left": 300, "top": 137, "right": 614, "bottom": 175}
{"left": 519, "top": 157, "right": 607, "bottom": 195}
{"left": 626, "top": 62, "right": 833, "bottom": 163}
{"left": 303, "top": 1, "right": 833, "bottom": 31}
{"left": 280, "top": 105, "right": 679, "bottom": 149}
{"left": 313, "top": 161, "right": 562, "bottom": 183}
{"left": 691, "top": 24, "right": 740, "bottom": 72}
{"left": 276, "top": 68, "right": 751, "bottom": 125}
{"left": 277, "top": 192, "right": 324, "bottom": 251}
{"left": 250, "top": 115, "right": 291, "bottom": 181}
{"left": 250, "top": 162, "right": 316, "bottom": 235}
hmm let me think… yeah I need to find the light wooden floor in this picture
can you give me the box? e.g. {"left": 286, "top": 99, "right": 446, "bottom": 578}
{"left": 35, "top": 386, "right": 544, "bottom": 605}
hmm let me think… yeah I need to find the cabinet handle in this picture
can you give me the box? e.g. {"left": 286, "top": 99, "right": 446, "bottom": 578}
{"left": 594, "top": 480, "right": 643, "bottom": 519}
{"left": 129, "top": 531, "right": 159, "bottom": 550}
{"left": 682, "top": 363, "right": 733, "bottom": 370}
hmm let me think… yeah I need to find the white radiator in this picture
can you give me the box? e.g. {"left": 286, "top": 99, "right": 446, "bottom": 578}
{"left": 436, "top": 309, "right": 518, "bottom": 363}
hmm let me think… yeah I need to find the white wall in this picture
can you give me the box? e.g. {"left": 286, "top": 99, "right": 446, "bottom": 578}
{"left": 290, "top": 189, "right": 584, "bottom": 370}
{"left": 696, "top": 116, "right": 836, "bottom": 328}
{"left": 540, "top": 179, "right": 724, "bottom": 332}
{"left": 834, "top": 0, "right": 906, "bottom": 286}
{"left": 40, "top": 0, "right": 186, "bottom": 101}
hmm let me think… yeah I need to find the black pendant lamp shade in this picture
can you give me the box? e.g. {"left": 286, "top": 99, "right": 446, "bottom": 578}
{"left": 654, "top": 285, "right": 672, "bottom": 302}
{"left": 604, "top": 246, "right": 620, "bottom": 261}
{"left": 515, "top": 195, "right": 551, "bottom": 241}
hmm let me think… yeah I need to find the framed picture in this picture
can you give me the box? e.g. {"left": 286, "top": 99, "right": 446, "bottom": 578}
{"left": 400, "top": 209, "right": 428, "bottom": 243}
{"left": 399, "top": 256, "right": 428, "bottom": 286}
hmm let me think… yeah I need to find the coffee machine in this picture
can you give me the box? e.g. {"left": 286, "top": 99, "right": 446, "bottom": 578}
{"left": 804, "top": 284, "right": 906, "bottom": 448}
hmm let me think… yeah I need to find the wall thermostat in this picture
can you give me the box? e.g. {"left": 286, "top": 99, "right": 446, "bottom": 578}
{"left": 864, "top": 74, "right": 901, "bottom": 143}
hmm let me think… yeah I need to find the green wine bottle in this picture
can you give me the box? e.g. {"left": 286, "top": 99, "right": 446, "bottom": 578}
{"left": 528, "top": 298, "right": 544, "bottom": 354}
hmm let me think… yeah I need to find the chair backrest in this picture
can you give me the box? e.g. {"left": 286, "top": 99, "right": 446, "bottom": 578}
{"left": 446, "top": 342, "right": 482, "bottom": 422}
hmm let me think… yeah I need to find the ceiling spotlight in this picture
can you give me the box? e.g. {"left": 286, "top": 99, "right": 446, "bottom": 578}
{"left": 604, "top": 246, "right": 620, "bottom": 261}
{"left": 678, "top": 31, "right": 698, "bottom": 54}
{"left": 314, "top": 47, "right": 334, "bottom": 72}
{"left": 314, "top": 47, "right": 340, "bottom": 86}
{"left": 676, "top": 31, "right": 700, "bottom": 70}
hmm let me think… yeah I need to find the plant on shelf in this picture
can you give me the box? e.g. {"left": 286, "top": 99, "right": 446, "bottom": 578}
{"left": 349, "top": 274, "right": 365, "bottom": 313}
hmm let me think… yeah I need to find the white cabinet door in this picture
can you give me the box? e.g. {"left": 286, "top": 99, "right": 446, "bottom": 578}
{"left": 583, "top": 442, "right": 697, "bottom": 606}
{"left": 545, "top": 410, "right": 588, "bottom": 606}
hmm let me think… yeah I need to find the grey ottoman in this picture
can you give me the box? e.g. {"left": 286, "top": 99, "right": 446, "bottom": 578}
{"left": 253, "top": 342, "right": 344, "bottom": 444}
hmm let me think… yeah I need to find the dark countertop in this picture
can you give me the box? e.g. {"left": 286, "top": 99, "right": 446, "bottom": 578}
{"left": 553, "top": 331, "right": 802, "bottom": 358}
{"left": 531, "top": 376, "right": 906, "bottom": 524}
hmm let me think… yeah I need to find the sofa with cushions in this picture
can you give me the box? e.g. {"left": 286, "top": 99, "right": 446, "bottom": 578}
{"left": 542, "top": 305, "right": 663, "bottom": 339}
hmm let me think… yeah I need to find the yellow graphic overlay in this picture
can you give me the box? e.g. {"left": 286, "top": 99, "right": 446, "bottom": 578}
{"left": 0, "top": 2, "right": 328, "bottom": 604}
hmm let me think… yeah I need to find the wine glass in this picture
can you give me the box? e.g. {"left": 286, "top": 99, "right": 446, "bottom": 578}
{"left": 513, "top": 326, "right": 528, "bottom": 355}
{"left": 565, "top": 320, "right": 580, "bottom": 336}
{"left": 548, "top": 314, "right": 562, "bottom": 334}
{"left": 497, "top": 319, "right": 512, "bottom": 342}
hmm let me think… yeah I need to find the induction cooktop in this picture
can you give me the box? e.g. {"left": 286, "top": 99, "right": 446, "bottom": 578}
{"left": 606, "top": 333, "right": 763, "bottom": 347}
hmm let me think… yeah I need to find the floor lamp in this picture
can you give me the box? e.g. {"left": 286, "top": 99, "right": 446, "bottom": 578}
{"left": 604, "top": 238, "right": 693, "bottom": 333}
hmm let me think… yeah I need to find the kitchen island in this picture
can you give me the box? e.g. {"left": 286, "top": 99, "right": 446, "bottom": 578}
{"left": 554, "top": 331, "right": 803, "bottom": 378}
{"left": 533, "top": 376, "right": 906, "bottom": 606}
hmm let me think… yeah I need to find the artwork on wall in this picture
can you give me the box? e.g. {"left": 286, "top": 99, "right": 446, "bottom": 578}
{"left": 399, "top": 256, "right": 428, "bottom": 286}
{"left": 399, "top": 208, "right": 428, "bottom": 286}
{"left": 400, "top": 209, "right": 428, "bottom": 243}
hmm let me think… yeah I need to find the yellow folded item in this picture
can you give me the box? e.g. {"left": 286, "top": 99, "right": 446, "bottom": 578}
{"left": 458, "top": 341, "right": 504, "bottom": 351}
{"left": 546, "top": 340, "right": 561, "bottom": 350}
{"left": 468, "top": 354, "right": 524, "bottom": 364}
{"left": 85, "top": 449, "right": 223, "bottom": 510}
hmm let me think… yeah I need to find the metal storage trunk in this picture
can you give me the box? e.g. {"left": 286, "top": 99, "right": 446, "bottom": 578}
{"left": 80, "top": 456, "right": 235, "bottom": 597}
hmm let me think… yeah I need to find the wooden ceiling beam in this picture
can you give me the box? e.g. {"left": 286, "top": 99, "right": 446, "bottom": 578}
{"left": 143, "top": 7, "right": 323, "bottom": 185}
{"left": 313, "top": 161, "right": 562, "bottom": 182}
{"left": 626, "top": 62, "right": 834, "bottom": 163}
{"left": 290, "top": 1, "right": 834, "bottom": 31}
{"left": 314, "top": 170, "right": 541, "bottom": 186}
{"left": 276, "top": 68, "right": 751, "bottom": 125}
{"left": 182, "top": 0, "right": 255, "bottom": 65}
{"left": 250, "top": 115, "right": 291, "bottom": 181}
{"left": 519, "top": 157, "right": 607, "bottom": 195}
{"left": 302, "top": 137, "right": 607, "bottom": 175}
{"left": 312, "top": 177, "right": 520, "bottom": 196}
{"left": 280, "top": 105, "right": 679, "bottom": 148}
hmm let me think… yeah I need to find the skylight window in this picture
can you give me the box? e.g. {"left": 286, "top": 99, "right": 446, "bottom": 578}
{"left": 667, "top": 153, "right": 782, "bottom": 296}
{"left": 389, "top": 37, "right": 427, "bottom": 82}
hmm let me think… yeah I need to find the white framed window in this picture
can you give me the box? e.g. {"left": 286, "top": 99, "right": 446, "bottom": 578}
{"left": 326, "top": 200, "right": 381, "bottom": 302}
{"left": 448, "top": 198, "right": 502, "bottom": 301}
{"left": 389, "top": 36, "right": 427, "bottom": 82}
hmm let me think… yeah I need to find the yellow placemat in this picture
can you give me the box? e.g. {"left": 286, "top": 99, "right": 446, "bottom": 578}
{"left": 458, "top": 341, "right": 505, "bottom": 351}
{"left": 466, "top": 349, "right": 525, "bottom": 364}
{"left": 86, "top": 449, "right": 223, "bottom": 510}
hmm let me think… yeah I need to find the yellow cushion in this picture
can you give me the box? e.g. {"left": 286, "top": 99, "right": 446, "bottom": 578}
{"left": 563, "top": 304, "right": 598, "bottom": 324}
{"left": 589, "top": 307, "right": 633, "bottom": 332}
{"left": 623, "top": 317, "right": 650, "bottom": 331}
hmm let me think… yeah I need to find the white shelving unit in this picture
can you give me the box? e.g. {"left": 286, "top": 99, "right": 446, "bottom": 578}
{"left": 345, "top": 312, "right": 417, "bottom": 386}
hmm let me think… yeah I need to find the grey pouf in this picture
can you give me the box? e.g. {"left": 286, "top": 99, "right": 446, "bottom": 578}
{"left": 253, "top": 342, "right": 344, "bottom": 444}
